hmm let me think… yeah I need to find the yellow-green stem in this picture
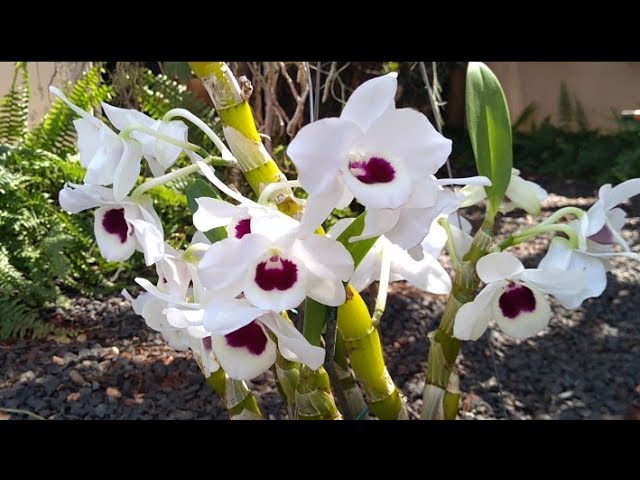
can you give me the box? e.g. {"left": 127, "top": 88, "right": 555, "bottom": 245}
{"left": 206, "top": 369, "right": 262, "bottom": 420}
{"left": 338, "top": 285, "right": 408, "bottom": 420}
{"left": 422, "top": 219, "right": 494, "bottom": 420}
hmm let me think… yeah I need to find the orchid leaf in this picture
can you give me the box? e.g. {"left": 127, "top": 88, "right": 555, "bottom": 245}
{"left": 466, "top": 62, "right": 513, "bottom": 220}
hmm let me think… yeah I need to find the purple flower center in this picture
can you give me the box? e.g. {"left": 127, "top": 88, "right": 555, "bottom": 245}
{"left": 235, "top": 218, "right": 251, "bottom": 239}
{"left": 348, "top": 156, "right": 395, "bottom": 184}
{"left": 225, "top": 321, "right": 267, "bottom": 355}
{"left": 498, "top": 283, "right": 536, "bottom": 319}
{"left": 588, "top": 224, "right": 615, "bottom": 245}
{"left": 255, "top": 256, "right": 298, "bottom": 291}
{"left": 102, "top": 208, "right": 129, "bottom": 244}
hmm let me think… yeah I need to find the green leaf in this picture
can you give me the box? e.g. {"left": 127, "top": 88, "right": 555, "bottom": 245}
{"left": 465, "top": 62, "right": 513, "bottom": 219}
{"left": 335, "top": 213, "right": 378, "bottom": 270}
{"left": 185, "top": 179, "right": 228, "bottom": 243}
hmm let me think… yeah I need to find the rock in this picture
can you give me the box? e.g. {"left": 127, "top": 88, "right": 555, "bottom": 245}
{"left": 43, "top": 376, "right": 60, "bottom": 395}
{"left": 51, "top": 356, "right": 65, "bottom": 366}
{"left": 69, "top": 369, "right": 88, "bottom": 387}
{"left": 94, "top": 404, "right": 108, "bottom": 419}
{"left": 66, "top": 392, "right": 81, "bottom": 402}
{"left": 106, "top": 387, "right": 122, "bottom": 399}
{"left": 76, "top": 333, "right": 88, "bottom": 343}
{"left": 558, "top": 390, "right": 574, "bottom": 400}
{"left": 19, "top": 370, "right": 36, "bottom": 382}
{"left": 78, "top": 348, "right": 92, "bottom": 359}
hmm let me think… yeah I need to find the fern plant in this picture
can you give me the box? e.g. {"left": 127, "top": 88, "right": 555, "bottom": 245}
{"left": 0, "top": 61, "right": 222, "bottom": 339}
{"left": 0, "top": 62, "right": 29, "bottom": 145}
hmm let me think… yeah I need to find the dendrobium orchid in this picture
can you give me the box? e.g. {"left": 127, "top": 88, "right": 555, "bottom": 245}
{"left": 461, "top": 168, "right": 548, "bottom": 215}
{"left": 197, "top": 205, "right": 354, "bottom": 312}
{"left": 329, "top": 217, "right": 451, "bottom": 295}
{"left": 127, "top": 234, "right": 325, "bottom": 381}
{"left": 59, "top": 183, "right": 163, "bottom": 265}
{"left": 584, "top": 179, "right": 640, "bottom": 256}
{"left": 287, "top": 73, "right": 488, "bottom": 250}
{"left": 52, "top": 60, "right": 640, "bottom": 420}
{"left": 49, "top": 86, "right": 190, "bottom": 200}
{"left": 453, "top": 252, "right": 597, "bottom": 341}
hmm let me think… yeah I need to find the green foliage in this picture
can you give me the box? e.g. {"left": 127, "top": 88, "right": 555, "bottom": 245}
{"left": 336, "top": 213, "right": 378, "bottom": 270}
{"left": 0, "top": 61, "right": 221, "bottom": 339}
{"left": 465, "top": 62, "right": 513, "bottom": 220}
{"left": 25, "top": 64, "right": 113, "bottom": 156}
{"left": 558, "top": 82, "right": 574, "bottom": 128}
{"left": 0, "top": 62, "right": 29, "bottom": 145}
{"left": 513, "top": 120, "right": 640, "bottom": 184}
{"left": 557, "top": 82, "right": 590, "bottom": 132}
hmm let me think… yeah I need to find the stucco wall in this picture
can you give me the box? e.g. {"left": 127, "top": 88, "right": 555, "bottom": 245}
{"left": 487, "top": 62, "right": 640, "bottom": 132}
{"left": 2, "top": 62, "right": 639, "bottom": 133}
{"left": 0, "top": 62, "right": 89, "bottom": 128}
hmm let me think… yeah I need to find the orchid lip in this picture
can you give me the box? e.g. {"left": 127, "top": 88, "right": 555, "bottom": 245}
{"left": 254, "top": 255, "right": 298, "bottom": 291}
{"left": 348, "top": 156, "right": 395, "bottom": 185}
{"left": 102, "top": 208, "right": 130, "bottom": 244}
{"left": 234, "top": 218, "right": 251, "bottom": 239}
{"left": 225, "top": 321, "right": 268, "bottom": 355}
{"left": 498, "top": 282, "right": 536, "bottom": 319}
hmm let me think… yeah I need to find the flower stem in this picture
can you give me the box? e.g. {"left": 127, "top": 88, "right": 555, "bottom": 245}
{"left": 257, "top": 180, "right": 302, "bottom": 205}
{"left": 119, "top": 123, "right": 212, "bottom": 159}
{"left": 538, "top": 206, "right": 585, "bottom": 226}
{"left": 162, "top": 108, "right": 235, "bottom": 161}
{"left": 438, "top": 217, "right": 462, "bottom": 267}
{"left": 131, "top": 155, "right": 227, "bottom": 198}
{"left": 372, "top": 246, "right": 391, "bottom": 325}
{"left": 499, "top": 223, "right": 579, "bottom": 250}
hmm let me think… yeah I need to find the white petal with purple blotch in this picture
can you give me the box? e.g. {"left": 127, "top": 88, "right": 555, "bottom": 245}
{"left": 94, "top": 206, "right": 137, "bottom": 262}
{"left": 493, "top": 281, "right": 551, "bottom": 340}
{"left": 210, "top": 322, "right": 277, "bottom": 380}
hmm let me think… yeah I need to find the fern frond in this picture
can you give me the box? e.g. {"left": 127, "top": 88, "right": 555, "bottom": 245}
{"left": 0, "top": 62, "right": 30, "bottom": 145}
{"left": 25, "top": 64, "right": 112, "bottom": 156}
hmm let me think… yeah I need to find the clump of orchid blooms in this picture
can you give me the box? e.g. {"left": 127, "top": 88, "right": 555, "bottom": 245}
{"left": 54, "top": 62, "right": 640, "bottom": 420}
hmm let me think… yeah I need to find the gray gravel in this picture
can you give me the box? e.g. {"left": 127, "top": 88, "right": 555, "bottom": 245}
{"left": 1, "top": 179, "right": 639, "bottom": 420}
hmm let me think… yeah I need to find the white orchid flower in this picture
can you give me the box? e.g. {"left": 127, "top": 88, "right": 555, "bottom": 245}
{"left": 122, "top": 238, "right": 219, "bottom": 377}
{"left": 583, "top": 179, "right": 640, "bottom": 257}
{"left": 59, "top": 183, "right": 163, "bottom": 265}
{"left": 328, "top": 217, "right": 451, "bottom": 295}
{"left": 128, "top": 233, "right": 325, "bottom": 381}
{"left": 537, "top": 237, "right": 607, "bottom": 309}
{"left": 201, "top": 303, "right": 325, "bottom": 381}
{"left": 287, "top": 74, "right": 460, "bottom": 241}
{"left": 49, "top": 86, "right": 189, "bottom": 200}
{"left": 100, "top": 102, "right": 189, "bottom": 177}
{"left": 460, "top": 168, "right": 548, "bottom": 215}
{"left": 453, "top": 252, "right": 594, "bottom": 341}
{"left": 348, "top": 175, "right": 490, "bottom": 252}
{"left": 197, "top": 204, "right": 354, "bottom": 312}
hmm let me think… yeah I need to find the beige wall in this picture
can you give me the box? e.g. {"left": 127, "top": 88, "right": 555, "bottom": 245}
{"left": 0, "top": 62, "right": 89, "bottom": 128}
{"left": 487, "top": 62, "right": 640, "bottom": 132}
{"left": 2, "top": 62, "right": 639, "bottom": 133}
